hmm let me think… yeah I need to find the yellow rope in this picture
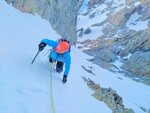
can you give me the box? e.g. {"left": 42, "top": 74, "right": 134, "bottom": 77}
{"left": 50, "top": 63, "right": 56, "bottom": 113}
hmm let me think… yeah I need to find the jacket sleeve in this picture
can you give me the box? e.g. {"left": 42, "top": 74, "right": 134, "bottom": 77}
{"left": 64, "top": 54, "right": 71, "bottom": 76}
{"left": 41, "top": 39, "right": 58, "bottom": 48}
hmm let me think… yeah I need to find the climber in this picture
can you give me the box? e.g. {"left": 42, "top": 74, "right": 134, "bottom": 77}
{"left": 38, "top": 38, "right": 71, "bottom": 84}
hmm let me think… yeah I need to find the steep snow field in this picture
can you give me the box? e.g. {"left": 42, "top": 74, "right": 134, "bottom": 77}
{"left": 0, "top": 1, "right": 110, "bottom": 113}
{"left": 0, "top": 1, "right": 150, "bottom": 113}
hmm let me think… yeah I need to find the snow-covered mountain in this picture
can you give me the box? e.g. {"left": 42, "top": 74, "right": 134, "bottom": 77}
{"left": 77, "top": 0, "right": 150, "bottom": 85}
{"left": 0, "top": 0, "right": 150, "bottom": 113}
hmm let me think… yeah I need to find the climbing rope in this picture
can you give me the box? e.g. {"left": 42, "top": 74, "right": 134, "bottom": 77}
{"left": 50, "top": 63, "right": 56, "bottom": 113}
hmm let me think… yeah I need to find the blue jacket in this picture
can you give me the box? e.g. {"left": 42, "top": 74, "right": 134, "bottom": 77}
{"left": 41, "top": 39, "right": 71, "bottom": 76}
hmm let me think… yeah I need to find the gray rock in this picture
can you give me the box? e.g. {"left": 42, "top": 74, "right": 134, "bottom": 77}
{"left": 140, "top": 5, "right": 150, "bottom": 21}
{"left": 148, "top": 108, "right": 150, "bottom": 113}
{"left": 125, "top": 0, "right": 139, "bottom": 6}
{"left": 91, "top": 20, "right": 107, "bottom": 27}
{"left": 102, "top": 23, "right": 117, "bottom": 36}
{"left": 5, "top": 0, "right": 79, "bottom": 45}
{"left": 87, "top": 58, "right": 119, "bottom": 72}
{"left": 140, "top": 106, "right": 147, "bottom": 112}
{"left": 89, "top": 12, "right": 95, "bottom": 18}
{"left": 98, "top": 49, "right": 118, "bottom": 62}
{"left": 140, "top": 0, "right": 150, "bottom": 5}
{"left": 112, "top": 45, "right": 123, "bottom": 55}
{"left": 85, "top": 49, "right": 118, "bottom": 63}
{"left": 122, "top": 51, "right": 150, "bottom": 77}
{"left": 118, "top": 28, "right": 150, "bottom": 57}
{"left": 77, "top": 0, "right": 84, "bottom": 10}
{"left": 84, "top": 27, "right": 91, "bottom": 34}
{"left": 78, "top": 31, "right": 83, "bottom": 37}
{"left": 82, "top": 77, "right": 135, "bottom": 113}
{"left": 77, "top": 28, "right": 84, "bottom": 37}
{"left": 88, "top": 0, "right": 104, "bottom": 8}
{"left": 122, "top": 109, "right": 135, "bottom": 113}
{"left": 148, "top": 20, "right": 150, "bottom": 27}
{"left": 108, "top": 7, "right": 135, "bottom": 27}
{"left": 77, "top": 0, "right": 150, "bottom": 83}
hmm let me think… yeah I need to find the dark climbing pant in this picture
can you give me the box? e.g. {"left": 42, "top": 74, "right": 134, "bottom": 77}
{"left": 49, "top": 57, "right": 64, "bottom": 73}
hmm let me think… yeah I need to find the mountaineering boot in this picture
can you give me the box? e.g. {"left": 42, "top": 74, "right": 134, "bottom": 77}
{"left": 56, "top": 61, "right": 63, "bottom": 73}
{"left": 56, "top": 67, "right": 63, "bottom": 73}
{"left": 62, "top": 75, "right": 67, "bottom": 84}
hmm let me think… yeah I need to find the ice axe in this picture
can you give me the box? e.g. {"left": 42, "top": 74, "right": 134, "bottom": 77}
{"left": 31, "top": 50, "right": 40, "bottom": 64}
{"left": 31, "top": 43, "right": 46, "bottom": 64}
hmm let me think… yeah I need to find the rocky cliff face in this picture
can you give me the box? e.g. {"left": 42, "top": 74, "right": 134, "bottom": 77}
{"left": 82, "top": 77, "right": 135, "bottom": 113}
{"left": 88, "top": 0, "right": 104, "bottom": 8}
{"left": 5, "top": 0, "right": 79, "bottom": 45}
{"left": 77, "top": 0, "right": 150, "bottom": 84}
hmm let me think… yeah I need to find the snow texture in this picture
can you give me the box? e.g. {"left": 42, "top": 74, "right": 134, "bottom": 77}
{"left": 126, "top": 12, "right": 148, "bottom": 31}
{"left": 0, "top": 1, "right": 150, "bottom": 113}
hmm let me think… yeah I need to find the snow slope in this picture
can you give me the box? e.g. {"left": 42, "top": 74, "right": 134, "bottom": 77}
{"left": 0, "top": 1, "right": 150, "bottom": 113}
{"left": 0, "top": 1, "right": 110, "bottom": 113}
{"left": 126, "top": 11, "right": 148, "bottom": 31}
{"left": 77, "top": 3, "right": 108, "bottom": 41}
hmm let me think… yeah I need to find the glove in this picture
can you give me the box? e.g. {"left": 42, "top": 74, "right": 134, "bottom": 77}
{"left": 39, "top": 42, "right": 46, "bottom": 51}
{"left": 62, "top": 75, "right": 67, "bottom": 84}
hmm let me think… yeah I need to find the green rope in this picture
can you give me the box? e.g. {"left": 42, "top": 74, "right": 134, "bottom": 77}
{"left": 50, "top": 63, "right": 56, "bottom": 113}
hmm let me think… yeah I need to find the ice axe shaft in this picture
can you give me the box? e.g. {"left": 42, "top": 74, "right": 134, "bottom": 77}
{"left": 31, "top": 50, "right": 40, "bottom": 64}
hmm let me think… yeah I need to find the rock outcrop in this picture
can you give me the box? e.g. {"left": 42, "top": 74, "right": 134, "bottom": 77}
{"left": 82, "top": 77, "right": 135, "bottom": 113}
{"left": 84, "top": 27, "right": 91, "bottom": 34}
{"left": 78, "top": 0, "right": 150, "bottom": 80}
{"left": 140, "top": 0, "right": 150, "bottom": 4}
{"left": 108, "top": 7, "right": 134, "bottom": 27}
{"left": 5, "top": 0, "right": 79, "bottom": 45}
{"left": 118, "top": 28, "right": 150, "bottom": 56}
{"left": 122, "top": 51, "right": 150, "bottom": 77}
{"left": 88, "top": 0, "right": 104, "bottom": 8}
{"left": 85, "top": 48, "right": 118, "bottom": 63}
